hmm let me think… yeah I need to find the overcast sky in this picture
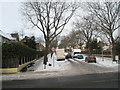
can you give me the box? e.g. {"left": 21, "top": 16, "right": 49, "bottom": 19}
{"left": 0, "top": 0, "right": 119, "bottom": 40}
{"left": 0, "top": 1, "right": 78, "bottom": 39}
{"left": 0, "top": 2, "right": 44, "bottom": 39}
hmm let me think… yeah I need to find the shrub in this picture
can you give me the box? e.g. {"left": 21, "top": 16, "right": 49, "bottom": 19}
{"left": 37, "top": 50, "right": 45, "bottom": 58}
{"left": 2, "top": 42, "right": 38, "bottom": 68}
{"left": 2, "top": 42, "right": 37, "bottom": 59}
{"left": 115, "top": 42, "right": 120, "bottom": 55}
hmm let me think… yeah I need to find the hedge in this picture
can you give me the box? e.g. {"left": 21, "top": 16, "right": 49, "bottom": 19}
{"left": 115, "top": 42, "right": 120, "bottom": 55}
{"left": 2, "top": 42, "right": 44, "bottom": 68}
{"left": 81, "top": 50, "right": 111, "bottom": 55}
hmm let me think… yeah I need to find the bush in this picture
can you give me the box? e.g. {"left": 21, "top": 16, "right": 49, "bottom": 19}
{"left": 2, "top": 42, "right": 37, "bottom": 59}
{"left": 37, "top": 50, "right": 45, "bottom": 58}
{"left": 2, "top": 42, "right": 38, "bottom": 68}
{"left": 115, "top": 42, "right": 120, "bottom": 55}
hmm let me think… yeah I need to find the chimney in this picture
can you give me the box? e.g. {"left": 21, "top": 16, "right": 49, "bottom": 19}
{"left": 11, "top": 33, "right": 19, "bottom": 41}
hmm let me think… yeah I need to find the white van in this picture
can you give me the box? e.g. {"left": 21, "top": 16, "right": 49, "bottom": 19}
{"left": 56, "top": 49, "right": 65, "bottom": 61}
{"left": 72, "top": 49, "right": 81, "bottom": 56}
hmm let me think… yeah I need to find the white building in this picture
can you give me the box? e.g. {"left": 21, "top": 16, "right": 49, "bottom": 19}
{"left": 0, "top": 30, "right": 15, "bottom": 43}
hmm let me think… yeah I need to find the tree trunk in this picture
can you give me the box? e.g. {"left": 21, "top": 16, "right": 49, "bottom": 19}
{"left": 111, "top": 36, "right": 116, "bottom": 61}
{"left": 43, "top": 40, "right": 50, "bottom": 69}
{"left": 112, "top": 43, "right": 116, "bottom": 61}
{"left": 88, "top": 41, "right": 91, "bottom": 56}
{"left": 43, "top": 47, "right": 48, "bottom": 69}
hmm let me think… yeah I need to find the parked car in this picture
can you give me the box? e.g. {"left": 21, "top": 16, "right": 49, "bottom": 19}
{"left": 73, "top": 55, "right": 78, "bottom": 58}
{"left": 65, "top": 52, "right": 72, "bottom": 59}
{"left": 77, "top": 55, "right": 83, "bottom": 59}
{"left": 73, "top": 55, "right": 83, "bottom": 59}
{"left": 85, "top": 56, "right": 96, "bottom": 63}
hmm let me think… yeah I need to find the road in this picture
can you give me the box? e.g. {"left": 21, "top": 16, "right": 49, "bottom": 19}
{"left": 2, "top": 72, "right": 119, "bottom": 88}
{"left": 2, "top": 58, "right": 119, "bottom": 88}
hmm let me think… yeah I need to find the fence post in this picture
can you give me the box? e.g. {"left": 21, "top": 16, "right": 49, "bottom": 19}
{"left": 24, "top": 57, "right": 25, "bottom": 64}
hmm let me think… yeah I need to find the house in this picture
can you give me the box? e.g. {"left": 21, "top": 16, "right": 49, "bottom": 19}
{"left": 81, "top": 43, "right": 86, "bottom": 51}
{"left": 36, "top": 43, "right": 44, "bottom": 51}
{"left": 0, "top": 30, "right": 15, "bottom": 43}
{"left": 20, "top": 36, "right": 29, "bottom": 43}
{"left": 98, "top": 41, "right": 111, "bottom": 50}
{"left": 20, "top": 36, "right": 44, "bottom": 51}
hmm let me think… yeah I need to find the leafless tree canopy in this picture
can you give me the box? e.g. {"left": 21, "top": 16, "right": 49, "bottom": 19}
{"left": 84, "top": 2, "right": 120, "bottom": 60}
{"left": 22, "top": 1, "right": 78, "bottom": 48}
{"left": 22, "top": 1, "right": 79, "bottom": 66}
{"left": 59, "top": 30, "right": 84, "bottom": 49}
{"left": 74, "top": 14, "right": 98, "bottom": 46}
{"left": 87, "top": 2, "right": 120, "bottom": 42}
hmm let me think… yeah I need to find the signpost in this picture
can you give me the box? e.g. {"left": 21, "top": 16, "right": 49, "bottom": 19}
{"left": 51, "top": 47, "right": 56, "bottom": 67}
{"left": 115, "top": 56, "right": 119, "bottom": 63}
{"left": 110, "top": 45, "right": 113, "bottom": 59}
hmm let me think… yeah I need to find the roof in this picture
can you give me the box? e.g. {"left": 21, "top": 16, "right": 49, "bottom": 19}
{"left": 0, "top": 30, "right": 15, "bottom": 40}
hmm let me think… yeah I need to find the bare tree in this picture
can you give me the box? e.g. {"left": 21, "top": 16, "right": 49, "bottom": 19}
{"left": 36, "top": 36, "right": 44, "bottom": 45}
{"left": 68, "top": 30, "right": 84, "bottom": 49}
{"left": 58, "top": 30, "right": 84, "bottom": 49}
{"left": 58, "top": 36, "right": 69, "bottom": 49}
{"left": 87, "top": 2, "right": 120, "bottom": 61}
{"left": 50, "top": 35, "right": 60, "bottom": 48}
{"left": 22, "top": 1, "right": 78, "bottom": 68}
{"left": 74, "top": 14, "right": 98, "bottom": 55}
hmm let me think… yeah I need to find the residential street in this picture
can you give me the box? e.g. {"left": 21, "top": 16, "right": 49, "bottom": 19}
{"left": 2, "top": 55, "right": 120, "bottom": 88}
{"left": 2, "top": 72, "right": 119, "bottom": 88}
{"left": 1, "top": 1, "right": 120, "bottom": 89}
